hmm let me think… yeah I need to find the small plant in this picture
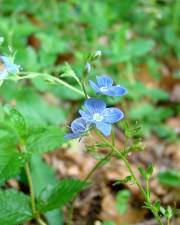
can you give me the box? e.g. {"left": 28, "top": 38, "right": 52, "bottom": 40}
{"left": 0, "top": 49, "right": 176, "bottom": 225}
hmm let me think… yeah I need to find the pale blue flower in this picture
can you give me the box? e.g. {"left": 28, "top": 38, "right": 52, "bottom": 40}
{"left": 0, "top": 56, "right": 20, "bottom": 79}
{"left": 89, "top": 75, "right": 127, "bottom": 97}
{"left": 79, "top": 98, "right": 124, "bottom": 136}
{"left": 65, "top": 117, "right": 89, "bottom": 140}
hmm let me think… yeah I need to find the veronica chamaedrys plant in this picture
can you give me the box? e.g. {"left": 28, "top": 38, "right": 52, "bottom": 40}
{"left": 64, "top": 52, "right": 172, "bottom": 225}
{"left": 0, "top": 49, "right": 174, "bottom": 225}
{"left": 89, "top": 75, "right": 127, "bottom": 96}
{"left": 0, "top": 55, "right": 20, "bottom": 79}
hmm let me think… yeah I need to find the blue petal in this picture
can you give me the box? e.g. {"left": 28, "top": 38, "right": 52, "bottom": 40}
{"left": 0, "top": 70, "right": 8, "bottom": 79}
{"left": 102, "top": 108, "right": 124, "bottom": 123}
{"left": 84, "top": 98, "right": 106, "bottom": 114}
{"left": 96, "top": 75, "right": 113, "bottom": 88}
{"left": 7, "top": 64, "right": 19, "bottom": 74}
{"left": 79, "top": 110, "right": 93, "bottom": 123}
{"left": 101, "top": 85, "right": 127, "bottom": 96}
{"left": 96, "top": 122, "right": 112, "bottom": 136}
{"left": 71, "top": 117, "right": 87, "bottom": 133}
{"left": 65, "top": 133, "right": 81, "bottom": 140}
{"left": 0, "top": 56, "right": 19, "bottom": 74}
{"left": 0, "top": 56, "right": 11, "bottom": 65}
{"left": 89, "top": 80, "right": 100, "bottom": 93}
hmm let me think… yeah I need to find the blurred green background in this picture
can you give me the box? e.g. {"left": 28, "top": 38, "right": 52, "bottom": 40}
{"left": 0, "top": 0, "right": 179, "bottom": 224}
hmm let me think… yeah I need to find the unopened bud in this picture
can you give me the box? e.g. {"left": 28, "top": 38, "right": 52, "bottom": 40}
{"left": 91, "top": 50, "right": 102, "bottom": 61}
{"left": 84, "top": 62, "right": 91, "bottom": 74}
{"left": 94, "top": 50, "right": 101, "bottom": 57}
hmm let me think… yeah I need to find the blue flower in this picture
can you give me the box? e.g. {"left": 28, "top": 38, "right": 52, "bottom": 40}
{"left": 79, "top": 98, "right": 124, "bottom": 136}
{"left": 89, "top": 75, "right": 127, "bottom": 97}
{"left": 0, "top": 56, "right": 20, "bottom": 79}
{"left": 65, "top": 117, "right": 89, "bottom": 140}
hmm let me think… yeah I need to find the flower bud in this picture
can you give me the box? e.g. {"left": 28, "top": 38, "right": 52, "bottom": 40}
{"left": 91, "top": 50, "right": 102, "bottom": 61}
{"left": 94, "top": 50, "right": 101, "bottom": 58}
{"left": 84, "top": 62, "right": 91, "bottom": 74}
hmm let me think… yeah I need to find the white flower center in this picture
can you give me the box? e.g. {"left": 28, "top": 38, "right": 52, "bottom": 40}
{"left": 93, "top": 113, "right": 103, "bottom": 122}
{"left": 100, "top": 86, "right": 109, "bottom": 92}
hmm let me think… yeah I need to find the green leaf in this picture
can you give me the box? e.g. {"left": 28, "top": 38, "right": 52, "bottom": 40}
{"left": 0, "top": 122, "right": 19, "bottom": 147}
{"left": 147, "top": 164, "right": 154, "bottom": 178}
{"left": 0, "top": 123, "right": 25, "bottom": 184}
{"left": 30, "top": 155, "right": 57, "bottom": 196}
{"left": 0, "top": 189, "right": 32, "bottom": 225}
{"left": 15, "top": 88, "right": 66, "bottom": 126}
{"left": 114, "top": 176, "right": 133, "bottom": 185}
{"left": 0, "top": 147, "right": 25, "bottom": 185}
{"left": 5, "top": 107, "right": 27, "bottom": 138}
{"left": 138, "top": 167, "right": 147, "bottom": 179}
{"left": 153, "top": 201, "right": 161, "bottom": 211}
{"left": 45, "top": 210, "right": 63, "bottom": 225}
{"left": 158, "top": 169, "right": 180, "bottom": 187}
{"left": 166, "top": 206, "right": 173, "bottom": 219}
{"left": 116, "top": 190, "right": 131, "bottom": 215}
{"left": 37, "top": 179, "right": 86, "bottom": 212}
{"left": 26, "top": 126, "right": 65, "bottom": 154}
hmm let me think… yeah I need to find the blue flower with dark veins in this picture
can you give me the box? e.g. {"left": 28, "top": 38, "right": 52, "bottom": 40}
{"left": 0, "top": 56, "right": 20, "bottom": 79}
{"left": 79, "top": 98, "right": 124, "bottom": 136}
{"left": 89, "top": 75, "right": 127, "bottom": 97}
{"left": 65, "top": 117, "right": 90, "bottom": 140}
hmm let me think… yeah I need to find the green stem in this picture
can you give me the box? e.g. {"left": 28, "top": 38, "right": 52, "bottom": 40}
{"left": 81, "top": 81, "right": 88, "bottom": 99}
{"left": 25, "top": 163, "right": 36, "bottom": 214}
{"left": 25, "top": 162, "right": 47, "bottom": 225}
{"left": 11, "top": 73, "right": 85, "bottom": 97}
{"left": 111, "top": 128, "right": 115, "bottom": 147}
{"left": 49, "top": 75, "right": 86, "bottom": 98}
{"left": 146, "top": 179, "right": 150, "bottom": 201}
{"left": 67, "top": 150, "right": 114, "bottom": 225}
{"left": 37, "top": 216, "right": 48, "bottom": 225}
{"left": 167, "top": 218, "right": 170, "bottom": 225}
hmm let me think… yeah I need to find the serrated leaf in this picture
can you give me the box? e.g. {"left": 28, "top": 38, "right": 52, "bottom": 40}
{"left": 0, "top": 122, "right": 19, "bottom": 146}
{"left": 0, "top": 123, "right": 25, "bottom": 184}
{"left": 26, "top": 126, "right": 65, "bottom": 154}
{"left": 5, "top": 108, "right": 27, "bottom": 138}
{"left": 0, "top": 147, "right": 26, "bottom": 184}
{"left": 0, "top": 189, "right": 32, "bottom": 225}
{"left": 37, "top": 179, "right": 86, "bottom": 212}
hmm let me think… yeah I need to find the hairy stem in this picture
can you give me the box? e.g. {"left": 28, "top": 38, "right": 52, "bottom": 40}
{"left": 11, "top": 73, "right": 85, "bottom": 97}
